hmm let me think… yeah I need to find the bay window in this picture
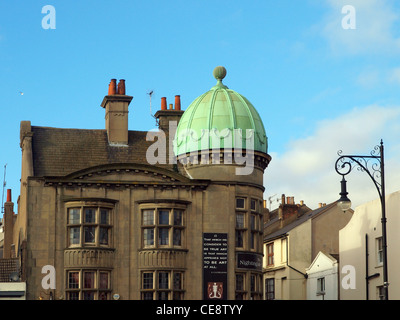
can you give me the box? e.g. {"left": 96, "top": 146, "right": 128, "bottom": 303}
{"left": 67, "top": 203, "right": 113, "bottom": 248}
{"left": 141, "top": 208, "right": 185, "bottom": 248}
{"left": 141, "top": 270, "right": 184, "bottom": 300}
{"left": 66, "top": 269, "right": 111, "bottom": 300}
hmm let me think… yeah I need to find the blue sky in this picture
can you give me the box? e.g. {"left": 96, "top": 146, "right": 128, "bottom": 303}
{"left": 1, "top": 0, "right": 400, "bottom": 215}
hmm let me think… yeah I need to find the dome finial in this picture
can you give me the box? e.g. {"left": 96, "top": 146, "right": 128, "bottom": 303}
{"left": 213, "top": 66, "right": 227, "bottom": 81}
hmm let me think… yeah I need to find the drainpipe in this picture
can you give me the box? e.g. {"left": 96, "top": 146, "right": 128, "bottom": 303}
{"left": 286, "top": 237, "right": 308, "bottom": 279}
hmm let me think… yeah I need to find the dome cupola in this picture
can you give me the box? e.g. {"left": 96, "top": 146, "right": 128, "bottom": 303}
{"left": 173, "top": 66, "right": 268, "bottom": 157}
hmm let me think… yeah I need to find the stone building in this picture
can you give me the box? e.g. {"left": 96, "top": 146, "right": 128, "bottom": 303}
{"left": 7, "top": 66, "right": 271, "bottom": 300}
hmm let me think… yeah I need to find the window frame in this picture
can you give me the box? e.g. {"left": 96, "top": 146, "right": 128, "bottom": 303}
{"left": 66, "top": 269, "right": 111, "bottom": 300}
{"left": 235, "top": 273, "right": 246, "bottom": 300}
{"left": 235, "top": 197, "right": 264, "bottom": 251}
{"left": 140, "top": 270, "right": 184, "bottom": 300}
{"left": 66, "top": 202, "right": 113, "bottom": 249}
{"left": 267, "top": 243, "right": 274, "bottom": 266}
{"left": 376, "top": 237, "right": 383, "bottom": 266}
{"left": 317, "top": 277, "right": 325, "bottom": 295}
{"left": 265, "top": 278, "right": 275, "bottom": 300}
{"left": 140, "top": 205, "right": 186, "bottom": 249}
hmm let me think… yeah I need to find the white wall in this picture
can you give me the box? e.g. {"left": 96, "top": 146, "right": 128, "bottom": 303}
{"left": 0, "top": 282, "right": 26, "bottom": 300}
{"left": 339, "top": 190, "right": 400, "bottom": 300}
{"left": 306, "top": 252, "right": 338, "bottom": 300}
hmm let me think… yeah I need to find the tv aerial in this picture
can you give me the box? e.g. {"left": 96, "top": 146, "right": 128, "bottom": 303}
{"left": 1, "top": 164, "right": 7, "bottom": 215}
{"left": 268, "top": 194, "right": 278, "bottom": 210}
{"left": 147, "top": 89, "right": 159, "bottom": 127}
{"left": 147, "top": 90, "right": 155, "bottom": 117}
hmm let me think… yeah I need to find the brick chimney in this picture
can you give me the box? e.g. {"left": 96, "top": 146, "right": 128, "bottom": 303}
{"left": 278, "top": 194, "right": 300, "bottom": 228}
{"left": 3, "top": 189, "right": 14, "bottom": 258}
{"left": 154, "top": 96, "right": 185, "bottom": 166}
{"left": 101, "top": 79, "right": 133, "bottom": 146}
{"left": 154, "top": 95, "right": 184, "bottom": 132}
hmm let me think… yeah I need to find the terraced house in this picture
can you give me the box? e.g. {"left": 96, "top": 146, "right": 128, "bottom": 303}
{"left": 5, "top": 67, "right": 271, "bottom": 300}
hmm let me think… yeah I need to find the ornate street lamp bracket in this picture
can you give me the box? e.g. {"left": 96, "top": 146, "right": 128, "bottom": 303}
{"left": 335, "top": 141, "right": 383, "bottom": 201}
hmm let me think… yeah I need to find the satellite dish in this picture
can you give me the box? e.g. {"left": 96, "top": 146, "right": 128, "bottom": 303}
{"left": 9, "top": 272, "right": 19, "bottom": 282}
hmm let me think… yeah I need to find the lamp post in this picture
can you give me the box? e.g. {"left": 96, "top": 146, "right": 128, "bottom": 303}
{"left": 335, "top": 140, "right": 388, "bottom": 300}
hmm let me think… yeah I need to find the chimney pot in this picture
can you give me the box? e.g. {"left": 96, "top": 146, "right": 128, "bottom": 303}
{"left": 175, "top": 95, "right": 181, "bottom": 110}
{"left": 161, "top": 97, "right": 167, "bottom": 110}
{"left": 169, "top": 103, "right": 173, "bottom": 110}
{"left": 117, "top": 79, "right": 126, "bottom": 95}
{"left": 6, "top": 189, "right": 11, "bottom": 202}
{"left": 108, "top": 79, "right": 117, "bottom": 95}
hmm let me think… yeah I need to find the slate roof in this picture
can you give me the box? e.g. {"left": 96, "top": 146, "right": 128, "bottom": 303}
{"left": 31, "top": 126, "right": 177, "bottom": 177}
{"left": 264, "top": 201, "right": 338, "bottom": 241}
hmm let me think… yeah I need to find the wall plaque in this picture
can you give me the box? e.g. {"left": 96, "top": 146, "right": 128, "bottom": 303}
{"left": 203, "top": 233, "right": 228, "bottom": 300}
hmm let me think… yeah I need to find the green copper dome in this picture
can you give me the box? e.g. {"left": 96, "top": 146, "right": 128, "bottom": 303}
{"left": 173, "top": 66, "right": 268, "bottom": 156}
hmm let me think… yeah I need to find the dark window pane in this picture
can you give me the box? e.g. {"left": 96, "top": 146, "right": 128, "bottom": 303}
{"left": 99, "top": 272, "right": 109, "bottom": 289}
{"left": 83, "top": 291, "right": 95, "bottom": 300}
{"left": 251, "top": 199, "right": 256, "bottom": 211}
{"left": 158, "top": 210, "right": 169, "bottom": 225}
{"left": 100, "top": 209, "right": 109, "bottom": 224}
{"left": 142, "top": 292, "right": 154, "bottom": 300}
{"left": 158, "top": 272, "right": 169, "bottom": 289}
{"left": 158, "top": 292, "right": 168, "bottom": 300}
{"left": 173, "top": 273, "right": 182, "bottom": 290}
{"left": 173, "top": 229, "right": 181, "bottom": 246}
{"left": 84, "top": 208, "right": 96, "bottom": 223}
{"left": 68, "top": 272, "right": 79, "bottom": 289}
{"left": 99, "top": 292, "right": 109, "bottom": 300}
{"left": 173, "top": 210, "right": 182, "bottom": 226}
{"left": 83, "top": 272, "right": 95, "bottom": 289}
{"left": 68, "top": 292, "right": 80, "bottom": 300}
{"left": 158, "top": 228, "right": 169, "bottom": 245}
{"left": 236, "top": 274, "right": 244, "bottom": 291}
{"left": 236, "top": 198, "right": 245, "bottom": 209}
{"left": 84, "top": 226, "right": 95, "bottom": 243}
{"left": 99, "top": 227, "right": 109, "bottom": 245}
{"left": 143, "top": 273, "right": 153, "bottom": 289}
{"left": 236, "top": 230, "right": 244, "bottom": 247}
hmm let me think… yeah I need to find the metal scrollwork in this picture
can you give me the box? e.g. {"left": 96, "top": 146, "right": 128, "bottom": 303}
{"left": 334, "top": 141, "right": 384, "bottom": 200}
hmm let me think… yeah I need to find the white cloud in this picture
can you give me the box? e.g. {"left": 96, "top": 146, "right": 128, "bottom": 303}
{"left": 321, "top": 0, "right": 400, "bottom": 55}
{"left": 264, "top": 105, "right": 400, "bottom": 211}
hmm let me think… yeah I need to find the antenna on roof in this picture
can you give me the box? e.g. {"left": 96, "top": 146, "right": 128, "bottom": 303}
{"left": 148, "top": 90, "right": 159, "bottom": 127}
{"left": 148, "top": 90, "right": 155, "bottom": 118}
{"left": 1, "top": 164, "right": 7, "bottom": 215}
{"left": 268, "top": 194, "right": 277, "bottom": 211}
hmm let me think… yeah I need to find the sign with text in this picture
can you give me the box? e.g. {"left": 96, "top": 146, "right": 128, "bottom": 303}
{"left": 236, "top": 252, "right": 262, "bottom": 271}
{"left": 203, "top": 233, "right": 228, "bottom": 300}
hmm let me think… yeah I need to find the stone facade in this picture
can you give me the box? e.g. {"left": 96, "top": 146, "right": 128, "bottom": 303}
{"left": 8, "top": 75, "right": 271, "bottom": 300}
